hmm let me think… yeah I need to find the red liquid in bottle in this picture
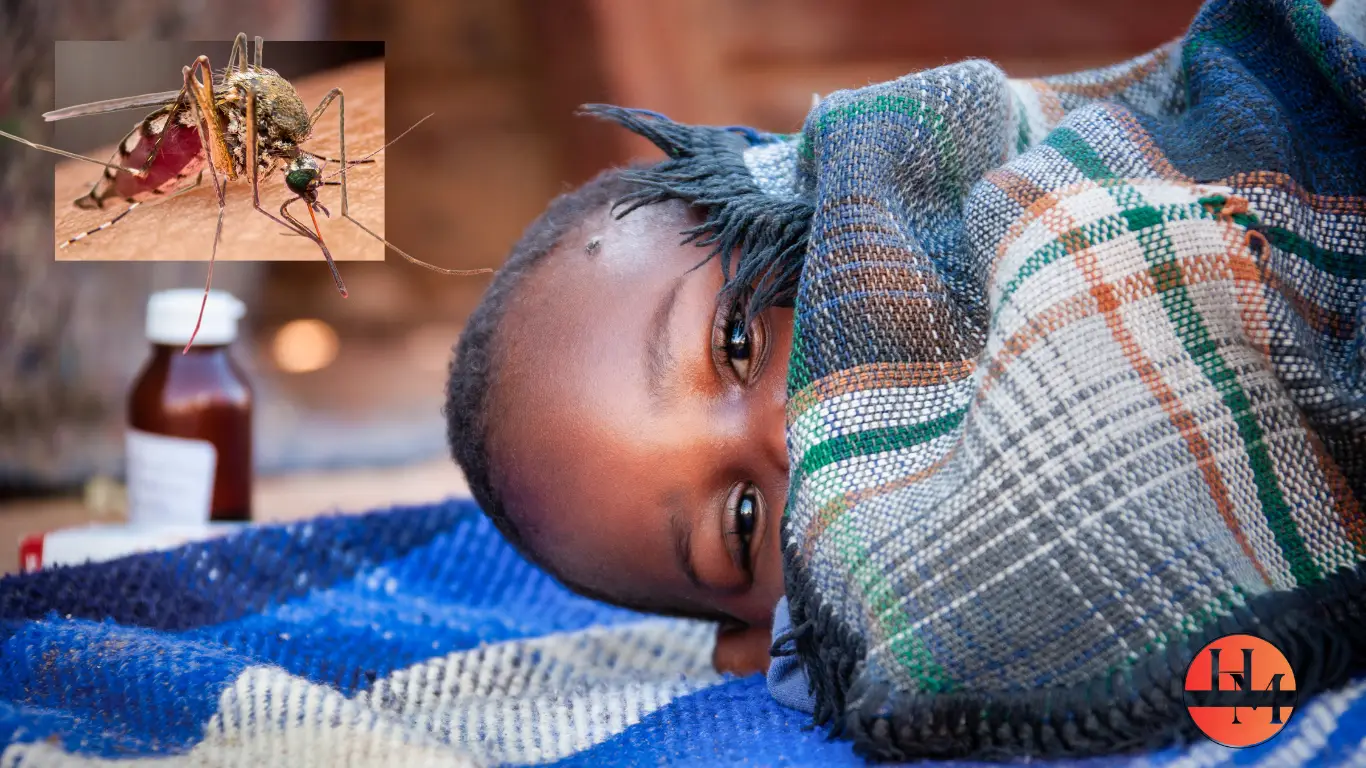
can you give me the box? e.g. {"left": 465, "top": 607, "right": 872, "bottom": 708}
{"left": 126, "top": 290, "right": 253, "bottom": 524}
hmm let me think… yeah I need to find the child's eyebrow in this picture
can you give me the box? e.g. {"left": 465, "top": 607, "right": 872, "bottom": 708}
{"left": 645, "top": 275, "right": 685, "bottom": 404}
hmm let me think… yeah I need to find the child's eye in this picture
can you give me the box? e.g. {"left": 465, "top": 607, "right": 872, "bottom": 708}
{"left": 714, "top": 296, "right": 765, "bottom": 384}
{"left": 725, "top": 307, "right": 752, "bottom": 378}
{"left": 725, "top": 484, "right": 762, "bottom": 574}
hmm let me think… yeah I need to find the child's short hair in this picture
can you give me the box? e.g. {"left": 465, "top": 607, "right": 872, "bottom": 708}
{"left": 444, "top": 167, "right": 642, "bottom": 565}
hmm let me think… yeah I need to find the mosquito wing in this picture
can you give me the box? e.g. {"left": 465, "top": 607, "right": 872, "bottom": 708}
{"left": 43, "top": 74, "right": 236, "bottom": 122}
{"left": 43, "top": 90, "right": 187, "bottom": 122}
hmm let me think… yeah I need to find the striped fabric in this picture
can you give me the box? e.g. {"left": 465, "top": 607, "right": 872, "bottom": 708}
{"left": 583, "top": 0, "right": 1366, "bottom": 761}
{"left": 776, "top": 0, "right": 1366, "bottom": 759}
{"left": 1, "top": 500, "right": 1363, "bottom": 766}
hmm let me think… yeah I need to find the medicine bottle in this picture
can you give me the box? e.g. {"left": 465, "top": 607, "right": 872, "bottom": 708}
{"left": 126, "top": 290, "right": 252, "bottom": 523}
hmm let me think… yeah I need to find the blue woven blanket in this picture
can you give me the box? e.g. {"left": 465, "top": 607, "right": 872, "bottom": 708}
{"left": 1, "top": 500, "right": 1364, "bottom": 766}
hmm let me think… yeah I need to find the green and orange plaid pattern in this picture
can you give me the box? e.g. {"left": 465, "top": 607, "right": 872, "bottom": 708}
{"left": 772, "top": 0, "right": 1366, "bottom": 757}
{"left": 591, "top": 0, "right": 1364, "bottom": 757}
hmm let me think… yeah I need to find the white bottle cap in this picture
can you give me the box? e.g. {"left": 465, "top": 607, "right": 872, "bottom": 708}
{"left": 145, "top": 289, "right": 246, "bottom": 346}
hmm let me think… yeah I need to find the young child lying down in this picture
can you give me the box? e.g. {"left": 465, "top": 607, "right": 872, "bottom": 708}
{"left": 446, "top": 0, "right": 1366, "bottom": 753}
{"left": 445, "top": 171, "right": 787, "bottom": 676}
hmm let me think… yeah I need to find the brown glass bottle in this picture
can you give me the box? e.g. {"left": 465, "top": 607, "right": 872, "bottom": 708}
{"left": 128, "top": 344, "right": 252, "bottom": 521}
{"left": 126, "top": 290, "right": 252, "bottom": 524}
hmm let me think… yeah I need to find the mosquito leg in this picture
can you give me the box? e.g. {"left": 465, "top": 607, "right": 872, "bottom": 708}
{"left": 283, "top": 197, "right": 346, "bottom": 295}
{"left": 184, "top": 54, "right": 231, "bottom": 202}
{"left": 0, "top": 129, "right": 164, "bottom": 175}
{"left": 243, "top": 82, "right": 348, "bottom": 297}
{"left": 242, "top": 84, "right": 319, "bottom": 234}
{"left": 128, "top": 82, "right": 198, "bottom": 187}
{"left": 175, "top": 170, "right": 207, "bottom": 196}
{"left": 140, "top": 99, "right": 189, "bottom": 176}
{"left": 182, "top": 54, "right": 232, "bottom": 353}
{"left": 306, "top": 87, "right": 341, "bottom": 133}
{"left": 253, "top": 36, "right": 264, "bottom": 69}
{"left": 314, "top": 90, "right": 349, "bottom": 215}
{"left": 309, "top": 154, "right": 373, "bottom": 167}
{"left": 60, "top": 202, "right": 142, "bottom": 249}
{"left": 310, "top": 94, "right": 493, "bottom": 276}
{"left": 226, "top": 33, "right": 247, "bottom": 74}
{"left": 317, "top": 113, "right": 433, "bottom": 180}
{"left": 0, "top": 69, "right": 209, "bottom": 178}
{"left": 60, "top": 171, "right": 206, "bottom": 250}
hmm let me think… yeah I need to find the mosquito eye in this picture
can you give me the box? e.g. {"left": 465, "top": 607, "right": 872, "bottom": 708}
{"left": 285, "top": 169, "right": 315, "bottom": 196}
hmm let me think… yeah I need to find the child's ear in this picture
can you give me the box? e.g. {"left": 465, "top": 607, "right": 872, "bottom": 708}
{"left": 712, "top": 622, "right": 772, "bottom": 676}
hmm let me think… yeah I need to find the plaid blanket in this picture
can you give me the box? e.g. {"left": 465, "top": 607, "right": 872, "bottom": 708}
{"left": 584, "top": 0, "right": 1366, "bottom": 761}
{"left": 2, "top": 501, "right": 1364, "bottom": 766}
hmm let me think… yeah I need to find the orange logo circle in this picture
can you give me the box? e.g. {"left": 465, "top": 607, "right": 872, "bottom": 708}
{"left": 1183, "top": 633, "right": 1297, "bottom": 748}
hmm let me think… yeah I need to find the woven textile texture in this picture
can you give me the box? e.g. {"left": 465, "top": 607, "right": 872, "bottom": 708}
{"left": 584, "top": 0, "right": 1366, "bottom": 760}
{"left": 1, "top": 500, "right": 1364, "bottom": 766}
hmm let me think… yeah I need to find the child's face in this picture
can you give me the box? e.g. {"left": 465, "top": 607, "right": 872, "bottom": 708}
{"left": 489, "top": 200, "right": 792, "bottom": 633}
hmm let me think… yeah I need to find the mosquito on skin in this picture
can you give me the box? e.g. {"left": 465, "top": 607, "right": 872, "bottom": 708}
{"left": 0, "top": 33, "right": 491, "bottom": 352}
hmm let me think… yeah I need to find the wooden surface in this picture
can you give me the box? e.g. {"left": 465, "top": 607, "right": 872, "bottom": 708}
{"left": 517, "top": 0, "right": 1208, "bottom": 184}
{"left": 53, "top": 58, "right": 387, "bottom": 263}
{"left": 0, "top": 459, "right": 470, "bottom": 576}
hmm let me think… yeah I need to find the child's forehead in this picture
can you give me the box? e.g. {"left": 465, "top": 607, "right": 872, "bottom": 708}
{"left": 506, "top": 205, "right": 689, "bottom": 336}
{"left": 498, "top": 202, "right": 716, "bottom": 399}
{"left": 584, "top": 200, "right": 695, "bottom": 253}
{"left": 526, "top": 202, "right": 695, "bottom": 297}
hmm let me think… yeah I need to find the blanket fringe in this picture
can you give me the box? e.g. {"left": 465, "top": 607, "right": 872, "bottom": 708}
{"left": 783, "top": 535, "right": 1366, "bottom": 762}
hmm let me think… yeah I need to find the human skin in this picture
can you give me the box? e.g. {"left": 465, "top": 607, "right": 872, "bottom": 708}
{"left": 489, "top": 199, "right": 793, "bottom": 675}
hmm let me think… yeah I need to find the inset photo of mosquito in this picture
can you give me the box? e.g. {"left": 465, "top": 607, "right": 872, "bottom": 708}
{"left": 0, "top": 35, "right": 490, "bottom": 349}
{"left": 21, "top": 38, "right": 397, "bottom": 267}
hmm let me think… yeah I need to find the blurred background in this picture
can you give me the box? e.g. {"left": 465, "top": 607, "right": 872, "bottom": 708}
{"left": 0, "top": 0, "right": 1205, "bottom": 564}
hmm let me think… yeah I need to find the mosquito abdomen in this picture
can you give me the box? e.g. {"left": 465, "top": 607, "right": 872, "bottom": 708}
{"left": 76, "top": 107, "right": 208, "bottom": 210}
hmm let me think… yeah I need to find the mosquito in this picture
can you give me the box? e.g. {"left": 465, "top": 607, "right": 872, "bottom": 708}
{"left": 0, "top": 33, "right": 491, "bottom": 352}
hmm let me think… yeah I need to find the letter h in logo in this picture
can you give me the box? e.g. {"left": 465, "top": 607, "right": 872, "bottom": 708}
{"left": 1208, "top": 646, "right": 1287, "bottom": 725}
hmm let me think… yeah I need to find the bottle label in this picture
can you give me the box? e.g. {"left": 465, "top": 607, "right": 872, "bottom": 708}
{"left": 125, "top": 429, "right": 218, "bottom": 525}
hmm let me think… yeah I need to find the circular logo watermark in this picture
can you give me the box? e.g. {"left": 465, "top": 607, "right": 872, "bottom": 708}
{"left": 1184, "top": 633, "right": 1297, "bottom": 748}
